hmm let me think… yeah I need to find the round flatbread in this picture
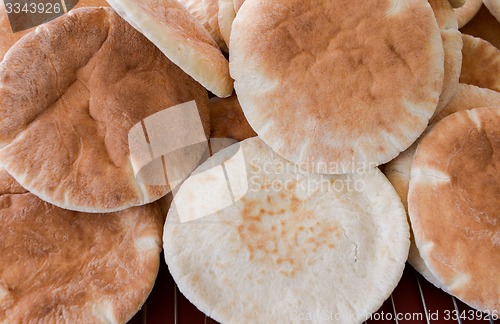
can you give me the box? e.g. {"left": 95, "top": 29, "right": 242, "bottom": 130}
{"left": 385, "top": 84, "right": 500, "bottom": 288}
{"left": 484, "top": 0, "right": 500, "bottom": 22}
{"left": 0, "top": 8, "right": 210, "bottom": 212}
{"left": 209, "top": 93, "right": 256, "bottom": 141}
{"left": 218, "top": 0, "right": 235, "bottom": 48}
{"left": 107, "top": 0, "right": 233, "bottom": 98}
{"left": 460, "top": 5, "right": 500, "bottom": 49}
{"left": 0, "top": 0, "right": 109, "bottom": 61}
{"left": 408, "top": 107, "right": 499, "bottom": 312}
{"left": 176, "top": 0, "right": 227, "bottom": 52}
{"left": 460, "top": 34, "right": 500, "bottom": 92}
{"left": 230, "top": 0, "right": 444, "bottom": 174}
{"left": 429, "top": 0, "right": 463, "bottom": 114}
{"left": 164, "top": 137, "right": 410, "bottom": 323}
{"left": 0, "top": 167, "right": 163, "bottom": 323}
{"left": 455, "top": 0, "right": 483, "bottom": 27}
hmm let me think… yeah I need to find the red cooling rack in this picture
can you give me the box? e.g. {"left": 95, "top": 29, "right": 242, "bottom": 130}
{"left": 128, "top": 261, "right": 498, "bottom": 324}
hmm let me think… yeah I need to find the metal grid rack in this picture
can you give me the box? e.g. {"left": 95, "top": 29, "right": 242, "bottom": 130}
{"left": 128, "top": 262, "right": 498, "bottom": 324}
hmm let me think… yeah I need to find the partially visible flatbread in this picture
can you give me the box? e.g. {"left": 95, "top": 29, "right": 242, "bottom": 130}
{"left": 164, "top": 137, "right": 409, "bottom": 323}
{"left": 233, "top": 0, "right": 244, "bottom": 13}
{"left": 408, "top": 107, "right": 500, "bottom": 312}
{"left": 385, "top": 84, "right": 500, "bottom": 288}
{"left": 231, "top": 0, "right": 444, "bottom": 174}
{"left": 0, "top": 167, "right": 163, "bottom": 323}
{"left": 0, "top": 8, "right": 210, "bottom": 212}
{"left": 460, "top": 34, "right": 500, "bottom": 92}
{"left": 209, "top": 93, "right": 256, "bottom": 141}
{"left": 107, "top": 0, "right": 233, "bottom": 98}
{"left": 484, "top": 0, "right": 500, "bottom": 22}
{"left": 218, "top": 0, "right": 236, "bottom": 48}
{"left": 455, "top": 0, "right": 483, "bottom": 28}
{"left": 0, "top": 0, "right": 109, "bottom": 61}
{"left": 448, "top": 0, "right": 466, "bottom": 8}
{"left": 460, "top": 5, "right": 500, "bottom": 49}
{"left": 429, "top": 0, "right": 463, "bottom": 114}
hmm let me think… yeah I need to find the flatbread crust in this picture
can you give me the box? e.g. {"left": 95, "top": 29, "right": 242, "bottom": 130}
{"left": 429, "top": 0, "right": 463, "bottom": 114}
{"left": 448, "top": 0, "right": 466, "bottom": 8}
{"left": 176, "top": 0, "right": 227, "bottom": 52}
{"left": 0, "top": 8, "right": 210, "bottom": 212}
{"left": 460, "top": 34, "right": 500, "bottom": 92}
{"left": 455, "top": 0, "right": 483, "bottom": 28}
{"left": 209, "top": 93, "right": 256, "bottom": 141}
{"left": 460, "top": 5, "right": 500, "bottom": 49}
{"left": 0, "top": 0, "right": 109, "bottom": 61}
{"left": 107, "top": 0, "right": 233, "bottom": 98}
{"left": 233, "top": 0, "right": 244, "bottom": 13}
{"left": 385, "top": 84, "right": 500, "bottom": 287}
{"left": 0, "top": 167, "right": 163, "bottom": 323}
{"left": 230, "top": 0, "right": 444, "bottom": 174}
{"left": 164, "top": 137, "right": 410, "bottom": 323}
{"left": 218, "top": 0, "right": 236, "bottom": 48}
{"left": 408, "top": 107, "right": 500, "bottom": 312}
{"left": 484, "top": 0, "right": 500, "bottom": 22}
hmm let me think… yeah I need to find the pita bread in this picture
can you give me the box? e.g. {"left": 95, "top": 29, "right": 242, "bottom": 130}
{"left": 176, "top": 0, "right": 228, "bottom": 52}
{"left": 107, "top": 0, "right": 233, "bottom": 98}
{"left": 0, "top": 167, "right": 163, "bottom": 323}
{"left": 0, "top": 7, "right": 210, "bottom": 212}
{"left": 230, "top": 0, "right": 444, "bottom": 174}
{"left": 233, "top": 0, "right": 244, "bottom": 13}
{"left": 408, "top": 107, "right": 500, "bottom": 312}
{"left": 448, "top": 0, "right": 466, "bottom": 8}
{"left": 218, "top": 0, "right": 235, "bottom": 48}
{"left": 385, "top": 84, "right": 500, "bottom": 288}
{"left": 433, "top": 83, "right": 500, "bottom": 122}
{"left": 164, "top": 137, "right": 409, "bottom": 323}
{"left": 455, "top": 0, "right": 482, "bottom": 27}
{"left": 429, "top": 0, "right": 463, "bottom": 114}
{"left": 484, "top": 0, "right": 500, "bottom": 22}
{"left": 209, "top": 93, "right": 256, "bottom": 141}
{"left": 0, "top": 0, "right": 109, "bottom": 61}
{"left": 460, "top": 34, "right": 500, "bottom": 92}
{"left": 460, "top": 5, "right": 500, "bottom": 49}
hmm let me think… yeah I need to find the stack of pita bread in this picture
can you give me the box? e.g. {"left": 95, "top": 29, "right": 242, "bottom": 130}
{"left": 0, "top": 0, "right": 498, "bottom": 322}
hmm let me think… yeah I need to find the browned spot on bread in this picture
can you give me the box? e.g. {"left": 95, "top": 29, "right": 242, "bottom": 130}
{"left": 237, "top": 196, "right": 341, "bottom": 276}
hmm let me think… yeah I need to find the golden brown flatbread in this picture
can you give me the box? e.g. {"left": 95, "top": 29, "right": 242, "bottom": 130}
{"left": 409, "top": 107, "right": 500, "bottom": 312}
{"left": 0, "top": 8, "right": 210, "bottom": 212}
{"left": 455, "top": 0, "right": 483, "bottom": 28}
{"left": 209, "top": 93, "right": 256, "bottom": 141}
{"left": 460, "top": 5, "right": 500, "bottom": 49}
{"left": 0, "top": 168, "right": 163, "bottom": 322}
{"left": 460, "top": 34, "right": 500, "bottom": 92}
{"left": 0, "top": 0, "right": 109, "bottom": 61}
{"left": 231, "top": 0, "right": 444, "bottom": 174}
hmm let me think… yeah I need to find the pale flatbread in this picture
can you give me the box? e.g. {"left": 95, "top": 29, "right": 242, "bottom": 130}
{"left": 460, "top": 5, "right": 500, "bottom": 49}
{"left": 385, "top": 84, "right": 500, "bottom": 288}
{"left": 107, "top": 0, "right": 233, "bottom": 98}
{"left": 460, "top": 34, "right": 500, "bottom": 92}
{"left": 429, "top": 0, "right": 463, "bottom": 114}
{"left": 209, "top": 93, "right": 256, "bottom": 141}
{"left": 484, "top": 0, "right": 500, "bottom": 22}
{"left": 176, "top": 0, "right": 227, "bottom": 52}
{"left": 0, "top": 8, "right": 210, "bottom": 212}
{"left": 0, "top": 0, "right": 109, "bottom": 61}
{"left": 218, "top": 0, "right": 235, "bottom": 48}
{"left": 0, "top": 167, "right": 163, "bottom": 323}
{"left": 164, "top": 137, "right": 410, "bottom": 323}
{"left": 455, "top": 0, "right": 483, "bottom": 27}
{"left": 230, "top": 0, "right": 444, "bottom": 174}
{"left": 408, "top": 107, "right": 500, "bottom": 312}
